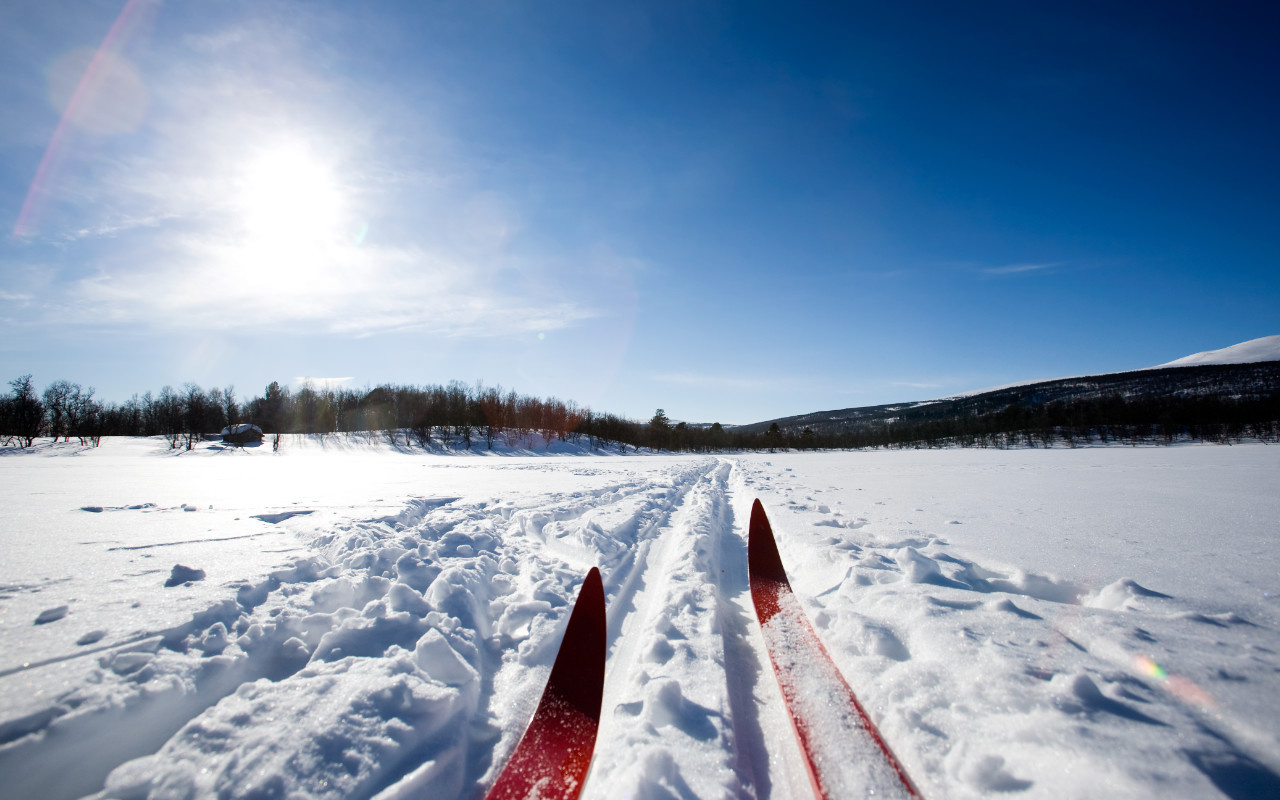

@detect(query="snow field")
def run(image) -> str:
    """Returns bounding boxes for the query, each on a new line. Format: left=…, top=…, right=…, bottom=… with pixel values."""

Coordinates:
left=733, top=448, right=1280, bottom=798
left=1, top=438, right=1278, bottom=799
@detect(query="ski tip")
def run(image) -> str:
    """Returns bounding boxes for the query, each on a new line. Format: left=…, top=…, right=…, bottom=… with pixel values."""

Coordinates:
left=483, top=567, right=608, bottom=800
left=748, top=499, right=789, bottom=588
left=545, top=565, right=607, bottom=720
left=579, top=567, right=605, bottom=631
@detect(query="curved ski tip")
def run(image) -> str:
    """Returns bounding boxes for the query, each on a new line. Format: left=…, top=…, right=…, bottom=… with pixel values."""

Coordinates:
left=750, top=498, right=769, bottom=533
left=749, top=498, right=771, bottom=537
left=748, top=499, right=789, bottom=587
left=582, top=566, right=604, bottom=608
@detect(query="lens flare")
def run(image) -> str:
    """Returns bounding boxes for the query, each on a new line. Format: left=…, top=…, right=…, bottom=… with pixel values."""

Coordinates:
left=1133, top=655, right=1167, bottom=680
left=1132, top=654, right=1215, bottom=708
left=14, top=0, right=154, bottom=237
left=47, top=48, right=148, bottom=136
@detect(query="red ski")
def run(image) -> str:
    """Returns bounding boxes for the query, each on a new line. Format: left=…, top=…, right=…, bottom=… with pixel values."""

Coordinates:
left=748, top=500, right=921, bottom=799
left=485, top=567, right=607, bottom=800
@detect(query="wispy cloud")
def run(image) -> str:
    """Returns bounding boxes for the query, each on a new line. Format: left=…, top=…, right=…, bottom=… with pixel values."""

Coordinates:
left=980, top=262, right=1061, bottom=276
left=890, top=380, right=944, bottom=390
left=64, top=213, right=172, bottom=242
left=7, top=6, right=616, bottom=341
left=294, top=376, right=354, bottom=389
left=652, top=372, right=779, bottom=392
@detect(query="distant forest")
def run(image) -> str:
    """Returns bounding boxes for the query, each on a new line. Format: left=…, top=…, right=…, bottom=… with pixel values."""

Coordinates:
left=2, top=371, right=1278, bottom=453
left=0, top=375, right=737, bottom=452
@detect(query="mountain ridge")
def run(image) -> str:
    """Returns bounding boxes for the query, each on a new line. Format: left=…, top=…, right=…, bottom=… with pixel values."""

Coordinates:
left=736, top=336, right=1280, bottom=437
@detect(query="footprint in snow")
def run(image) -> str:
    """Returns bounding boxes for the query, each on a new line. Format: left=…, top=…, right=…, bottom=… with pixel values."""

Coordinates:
left=34, top=605, right=69, bottom=625
left=165, top=564, right=206, bottom=587
left=77, top=630, right=108, bottom=645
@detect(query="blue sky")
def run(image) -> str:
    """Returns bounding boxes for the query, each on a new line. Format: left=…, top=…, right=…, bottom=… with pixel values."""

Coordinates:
left=2, top=1, right=1277, bottom=424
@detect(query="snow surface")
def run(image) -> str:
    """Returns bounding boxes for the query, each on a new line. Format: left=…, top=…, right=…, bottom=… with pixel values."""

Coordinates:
left=1156, top=334, right=1280, bottom=368
left=2, top=436, right=1279, bottom=799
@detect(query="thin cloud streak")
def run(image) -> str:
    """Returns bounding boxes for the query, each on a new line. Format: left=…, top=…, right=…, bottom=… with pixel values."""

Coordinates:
left=890, top=380, right=945, bottom=390
left=652, top=372, right=778, bottom=392
left=981, top=262, right=1062, bottom=276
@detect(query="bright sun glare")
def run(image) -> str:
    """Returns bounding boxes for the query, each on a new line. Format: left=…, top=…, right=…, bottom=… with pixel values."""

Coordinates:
left=228, top=142, right=350, bottom=292
left=238, top=145, right=343, bottom=241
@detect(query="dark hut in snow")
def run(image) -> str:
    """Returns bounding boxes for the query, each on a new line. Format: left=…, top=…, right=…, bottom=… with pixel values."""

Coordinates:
left=220, top=423, right=264, bottom=445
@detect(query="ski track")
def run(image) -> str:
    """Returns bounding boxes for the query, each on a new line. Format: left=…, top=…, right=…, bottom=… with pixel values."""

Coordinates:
left=0, top=457, right=761, bottom=800
left=3, top=448, right=1280, bottom=799
left=583, top=458, right=749, bottom=800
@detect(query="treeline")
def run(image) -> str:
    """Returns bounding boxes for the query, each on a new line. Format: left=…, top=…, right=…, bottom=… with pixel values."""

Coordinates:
left=0, top=375, right=613, bottom=450
left=0, top=375, right=751, bottom=452
left=4, top=373, right=1278, bottom=453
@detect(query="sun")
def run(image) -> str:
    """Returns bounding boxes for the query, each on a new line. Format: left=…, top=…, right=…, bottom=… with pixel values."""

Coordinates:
left=227, top=141, right=351, bottom=292
left=237, top=143, right=344, bottom=244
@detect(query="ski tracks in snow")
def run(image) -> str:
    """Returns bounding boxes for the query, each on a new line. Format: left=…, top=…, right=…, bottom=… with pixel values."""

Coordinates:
left=9, top=447, right=1280, bottom=799
left=3, top=457, right=791, bottom=800
left=582, top=458, right=769, bottom=800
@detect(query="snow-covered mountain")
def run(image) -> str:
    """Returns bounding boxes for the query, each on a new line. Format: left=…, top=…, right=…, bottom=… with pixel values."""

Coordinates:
left=738, top=335, right=1280, bottom=439
left=1156, top=334, right=1280, bottom=368
left=955, top=334, right=1280, bottom=396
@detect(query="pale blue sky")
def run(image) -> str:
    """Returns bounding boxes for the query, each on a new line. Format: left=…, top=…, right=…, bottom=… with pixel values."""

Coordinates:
left=2, top=1, right=1277, bottom=424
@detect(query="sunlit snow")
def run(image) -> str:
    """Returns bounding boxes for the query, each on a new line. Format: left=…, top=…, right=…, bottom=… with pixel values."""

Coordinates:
left=2, top=436, right=1278, bottom=799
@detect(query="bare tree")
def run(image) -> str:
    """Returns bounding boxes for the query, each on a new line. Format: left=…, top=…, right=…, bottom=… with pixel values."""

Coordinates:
left=66, top=385, right=102, bottom=446
left=43, top=380, right=75, bottom=442
left=6, top=375, right=45, bottom=447
left=222, top=385, right=239, bottom=428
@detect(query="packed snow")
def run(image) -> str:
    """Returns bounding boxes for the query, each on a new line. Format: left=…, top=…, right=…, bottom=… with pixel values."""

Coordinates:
left=2, top=436, right=1278, bottom=799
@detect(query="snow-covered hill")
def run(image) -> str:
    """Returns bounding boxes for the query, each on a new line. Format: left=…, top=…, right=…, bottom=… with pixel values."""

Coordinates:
left=736, top=335, right=1280, bottom=439
left=1156, top=334, right=1280, bottom=368
left=924, top=334, right=1280, bottom=400
left=2, top=438, right=1279, bottom=798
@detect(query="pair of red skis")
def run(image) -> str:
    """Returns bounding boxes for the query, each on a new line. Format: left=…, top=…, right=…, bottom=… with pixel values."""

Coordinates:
left=483, top=499, right=921, bottom=800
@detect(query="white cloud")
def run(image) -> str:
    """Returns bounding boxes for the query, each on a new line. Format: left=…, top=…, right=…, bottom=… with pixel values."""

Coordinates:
left=61, top=233, right=597, bottom=337
left=13, top=6, right=612, bottom=341
left=294, top=376, right=354, bottom=389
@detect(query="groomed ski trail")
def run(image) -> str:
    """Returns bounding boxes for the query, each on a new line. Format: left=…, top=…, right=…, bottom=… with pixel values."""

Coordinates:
left=584, top=459, right=751, bottom=799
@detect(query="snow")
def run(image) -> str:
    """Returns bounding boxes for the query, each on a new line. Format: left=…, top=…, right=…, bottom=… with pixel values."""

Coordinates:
left=758, top=595, right=913, bottom=798
left=1156, top=334, right=1280, bottom=367
left=2, top=436, right=1279, bottom=799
